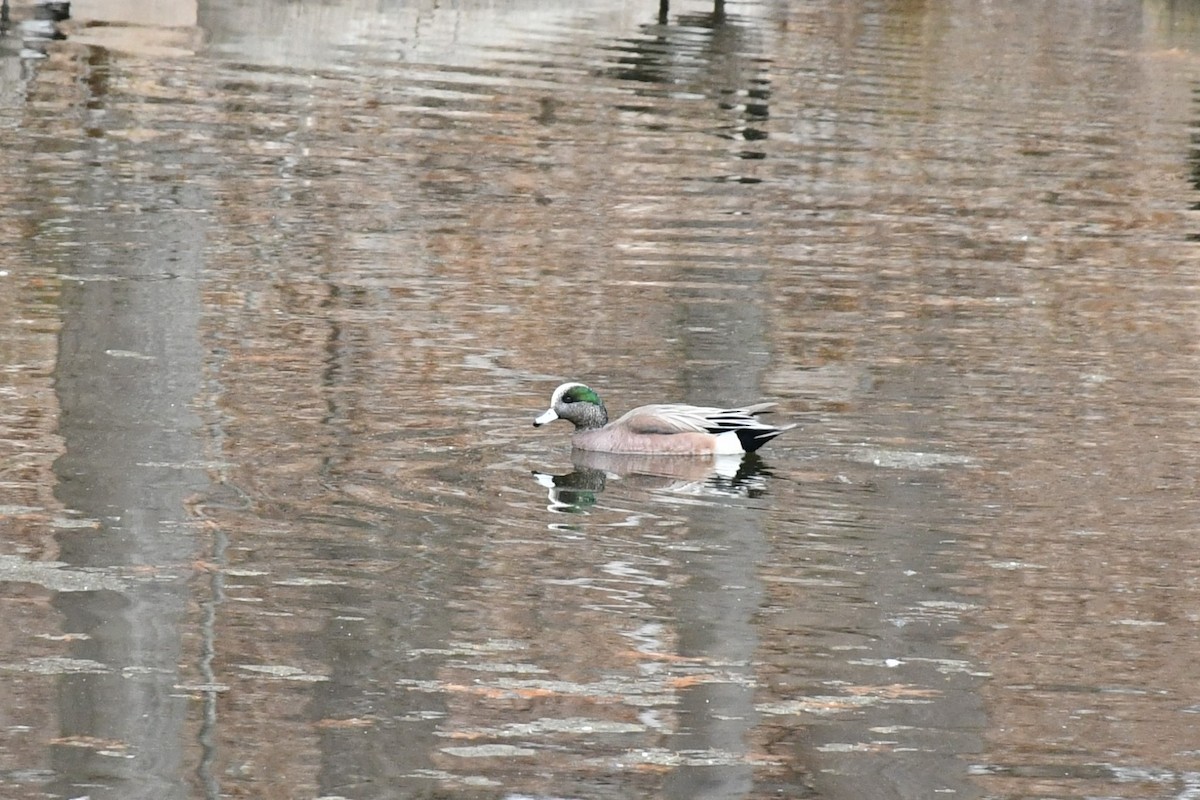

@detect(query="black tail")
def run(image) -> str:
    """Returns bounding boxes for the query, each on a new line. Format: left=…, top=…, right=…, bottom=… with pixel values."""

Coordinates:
left=734, top=425, right=792, bottom=453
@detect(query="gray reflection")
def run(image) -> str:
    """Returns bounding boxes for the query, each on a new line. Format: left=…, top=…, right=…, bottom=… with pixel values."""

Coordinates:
left=49, top=110, right=210, bottom=799
left=663, top=314, right=770, bottom=799
left=595, top=8, right=776, bottom=797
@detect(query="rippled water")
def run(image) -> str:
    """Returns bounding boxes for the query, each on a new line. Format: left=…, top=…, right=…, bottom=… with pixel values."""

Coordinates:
left=3, top=0, right=1200, bottom=798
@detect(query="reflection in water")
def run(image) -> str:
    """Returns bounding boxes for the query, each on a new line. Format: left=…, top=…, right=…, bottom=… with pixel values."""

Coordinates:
left=0, top=0, right=68, bottom=60
left=607, top=6, right=771, bottom=172
left=2, top=0, right=1200, bottom=798
left=533, top=462, right=607, bottom=513
left=535, top=451, right=772, bottom=513
left=1189, top=83, right=1200, bottom=226
left=658, top=0, right=727, bottom=27
left=49, top=131, right=211, bottom=800
left=589, top=12, right=778, bottom=797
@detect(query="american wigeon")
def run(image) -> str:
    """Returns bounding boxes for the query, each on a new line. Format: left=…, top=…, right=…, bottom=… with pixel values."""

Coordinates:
left=533, top=382, right=794, bottom=455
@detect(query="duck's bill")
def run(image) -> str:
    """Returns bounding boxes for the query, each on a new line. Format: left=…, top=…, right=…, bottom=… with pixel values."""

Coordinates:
left=533, top=408, right=558, bottom=427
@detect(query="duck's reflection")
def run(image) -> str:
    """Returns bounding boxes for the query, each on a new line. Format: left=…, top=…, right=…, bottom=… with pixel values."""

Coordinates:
left=534, top=450, right=772, bottom=512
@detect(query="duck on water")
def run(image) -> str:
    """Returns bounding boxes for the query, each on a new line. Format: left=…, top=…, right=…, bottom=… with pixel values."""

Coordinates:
left=534, top=382, right=794, bottom=456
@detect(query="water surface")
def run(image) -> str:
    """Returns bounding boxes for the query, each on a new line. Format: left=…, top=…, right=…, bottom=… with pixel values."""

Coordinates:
left=2, top=1, right=1200, bottom=798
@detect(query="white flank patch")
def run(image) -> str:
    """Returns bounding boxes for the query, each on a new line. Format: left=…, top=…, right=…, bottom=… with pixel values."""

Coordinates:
left=712, top=430, right=745, bottom=455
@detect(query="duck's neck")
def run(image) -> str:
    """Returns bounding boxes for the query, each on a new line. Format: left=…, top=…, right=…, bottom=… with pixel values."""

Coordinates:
left=573, top=403, right=608, bottom=431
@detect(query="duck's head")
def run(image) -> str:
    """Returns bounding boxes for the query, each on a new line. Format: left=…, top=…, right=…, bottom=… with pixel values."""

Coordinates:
left=534, top=382, right=609, bottom=431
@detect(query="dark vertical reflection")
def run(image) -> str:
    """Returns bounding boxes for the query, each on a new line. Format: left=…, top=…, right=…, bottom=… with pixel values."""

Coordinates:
left=610, top=3, right=771, bottom=157
left=48, top=55, right=210, bottom=799
left=616, top=9, right=775, bottom=799
left=301, top=285, right=454, bottom=794
left=659, top=0, right=727, bottom=25
left=1187, top=84, right=1200, bottom=227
